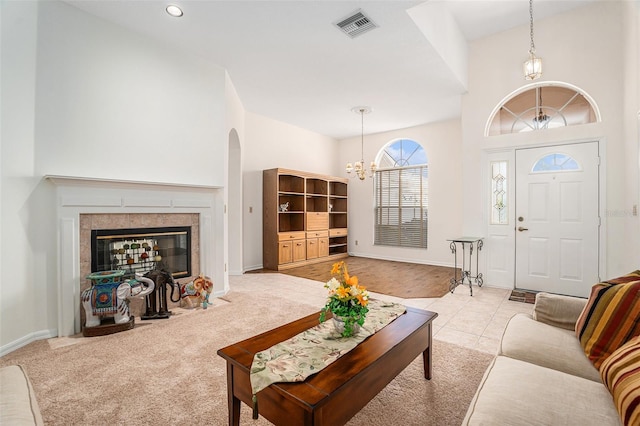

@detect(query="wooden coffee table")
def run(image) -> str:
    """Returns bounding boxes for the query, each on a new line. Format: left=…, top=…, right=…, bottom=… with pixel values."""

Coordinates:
left=217, top=306, right=438, bottom=426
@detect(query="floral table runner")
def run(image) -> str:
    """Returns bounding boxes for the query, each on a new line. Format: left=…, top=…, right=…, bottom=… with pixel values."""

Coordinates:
left=249, top=300, right=406, bottom=417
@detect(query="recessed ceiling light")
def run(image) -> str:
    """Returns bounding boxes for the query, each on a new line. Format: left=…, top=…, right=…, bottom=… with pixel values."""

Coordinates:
left=166, top=5, right=183, bottom=17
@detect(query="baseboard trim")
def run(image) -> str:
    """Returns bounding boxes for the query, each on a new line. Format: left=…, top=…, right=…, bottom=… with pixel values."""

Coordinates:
left=243, top=264, right=263, bottom=273
left=1, top=328, right=57, bottom=357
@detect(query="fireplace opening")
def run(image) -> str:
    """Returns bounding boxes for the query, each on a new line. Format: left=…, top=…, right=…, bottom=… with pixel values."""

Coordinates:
left=91, top=226, right=192, bottom=279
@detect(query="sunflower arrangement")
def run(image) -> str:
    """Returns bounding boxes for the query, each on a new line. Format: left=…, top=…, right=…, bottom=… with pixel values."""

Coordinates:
left=319, top=261, right=370, bottom=337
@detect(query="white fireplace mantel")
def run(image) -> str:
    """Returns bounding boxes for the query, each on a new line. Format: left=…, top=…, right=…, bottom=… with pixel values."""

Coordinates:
left=47, top=175, right=227, bottom=337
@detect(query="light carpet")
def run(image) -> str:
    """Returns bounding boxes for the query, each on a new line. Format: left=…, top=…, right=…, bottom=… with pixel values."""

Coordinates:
left=0, top=275, right=492, bottom=425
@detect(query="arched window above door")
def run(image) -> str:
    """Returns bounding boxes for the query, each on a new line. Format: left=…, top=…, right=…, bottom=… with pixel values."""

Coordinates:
left=486, top=82, right=600, bottom=136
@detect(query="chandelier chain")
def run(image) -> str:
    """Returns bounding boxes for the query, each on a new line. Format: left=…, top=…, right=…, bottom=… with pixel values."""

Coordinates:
left=529, top=0, right=536, bottom=54
left=360, top=108, right=365, bottom=162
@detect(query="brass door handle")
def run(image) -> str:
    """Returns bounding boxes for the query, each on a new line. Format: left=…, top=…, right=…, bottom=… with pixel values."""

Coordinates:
left=518, top=227, right=529, bottom=232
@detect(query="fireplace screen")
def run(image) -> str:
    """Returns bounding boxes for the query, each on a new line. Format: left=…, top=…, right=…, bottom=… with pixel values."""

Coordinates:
left=91, top=226, right=191, bottom=278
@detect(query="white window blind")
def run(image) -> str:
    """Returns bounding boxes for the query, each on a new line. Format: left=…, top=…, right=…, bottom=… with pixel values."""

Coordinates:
left=374, top=165, right=428, bottom=248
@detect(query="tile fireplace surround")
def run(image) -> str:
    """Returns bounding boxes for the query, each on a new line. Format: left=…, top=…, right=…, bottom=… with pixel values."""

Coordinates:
left=48, top=176, right=225, bottom=337
left=79, top=213, right=200, bottom=322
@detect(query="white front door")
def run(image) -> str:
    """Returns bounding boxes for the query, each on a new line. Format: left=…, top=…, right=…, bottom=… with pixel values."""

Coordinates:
left=515, top=142, right=600, bottom=297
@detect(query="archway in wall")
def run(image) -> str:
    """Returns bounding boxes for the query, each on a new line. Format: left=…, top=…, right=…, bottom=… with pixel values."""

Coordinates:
left=228, top=129, right=242, bottom=275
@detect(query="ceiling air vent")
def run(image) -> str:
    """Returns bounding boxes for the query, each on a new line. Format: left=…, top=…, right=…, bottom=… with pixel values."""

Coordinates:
left=334, top=9, right=378, bottom=38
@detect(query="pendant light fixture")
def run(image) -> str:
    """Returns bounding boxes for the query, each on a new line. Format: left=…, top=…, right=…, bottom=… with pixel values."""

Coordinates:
left=523, top=0, right=542, bottom=80
left=346, top=106, right=376, bottom=180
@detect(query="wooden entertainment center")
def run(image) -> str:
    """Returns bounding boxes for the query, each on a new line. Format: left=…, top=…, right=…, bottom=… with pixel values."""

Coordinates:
left=263, top=168, right=348, bottom=270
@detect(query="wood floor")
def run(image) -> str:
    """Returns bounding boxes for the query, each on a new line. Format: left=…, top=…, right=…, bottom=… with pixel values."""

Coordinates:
left=254, top=256, right=457, bottom=299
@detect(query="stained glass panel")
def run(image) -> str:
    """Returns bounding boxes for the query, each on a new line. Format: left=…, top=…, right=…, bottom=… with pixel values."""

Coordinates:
left=491, top=161, right=508, bottom=224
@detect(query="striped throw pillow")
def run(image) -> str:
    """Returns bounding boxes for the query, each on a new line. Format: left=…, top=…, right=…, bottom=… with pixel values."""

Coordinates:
left=604, top=270, right=640, bottom=285
left=575, top=272, right=640, bottom=369
left=600, top=335, right=640, bottom=426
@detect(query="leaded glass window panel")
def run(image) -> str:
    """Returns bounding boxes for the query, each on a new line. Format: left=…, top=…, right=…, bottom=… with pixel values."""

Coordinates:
left=490, top=161, right=508, bottom=224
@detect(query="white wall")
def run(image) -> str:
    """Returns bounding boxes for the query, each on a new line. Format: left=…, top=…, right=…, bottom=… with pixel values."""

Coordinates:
left=461, top=1, right=639, bottom=284
left=621, top=1, right=640, bottom=270
left=34, top=1, right=227, bottom=186
left=1, top=1, right=229, bottom=353
left=1, top=0, right=58, bottom=353
left=242, top=112, right=339, bottom=271
left=342, top=119, right=463, bottom=267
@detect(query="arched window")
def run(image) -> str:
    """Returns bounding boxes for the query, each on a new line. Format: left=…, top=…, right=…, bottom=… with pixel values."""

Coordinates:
left=532, top=153, right=580, bottom=172
left=374, top=139, right=428, bottom=248
left=378, top=139, right=427, bottom=167
left=486, top=82, right=599, bottom=136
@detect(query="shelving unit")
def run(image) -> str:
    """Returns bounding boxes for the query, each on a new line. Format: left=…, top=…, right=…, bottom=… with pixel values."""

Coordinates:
left=328, top=235, right=347, bottom=256
left=328, top=180, right=348, bottom=255
left=263, top=168, right=348, bottom=270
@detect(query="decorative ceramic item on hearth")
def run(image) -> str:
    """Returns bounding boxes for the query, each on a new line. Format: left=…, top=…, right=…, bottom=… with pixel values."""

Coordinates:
left=81, top=270, right=155, bottom=336
left=180, top=274, right=213, bottom=309
left=319, top=261, right=370, bottom=337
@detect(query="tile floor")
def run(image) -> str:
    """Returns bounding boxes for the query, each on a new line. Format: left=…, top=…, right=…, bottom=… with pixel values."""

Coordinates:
left=230, top=273, right=534, bottom=355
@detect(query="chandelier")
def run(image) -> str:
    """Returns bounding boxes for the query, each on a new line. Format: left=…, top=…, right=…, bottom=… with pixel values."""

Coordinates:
left=523, top=0, right=542, bottom=80
left=346, top=106, right=376, bottom=180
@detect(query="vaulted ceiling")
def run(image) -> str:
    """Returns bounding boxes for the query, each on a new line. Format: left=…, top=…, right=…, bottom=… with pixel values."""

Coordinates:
left=65, top=0, right=594, bottom=139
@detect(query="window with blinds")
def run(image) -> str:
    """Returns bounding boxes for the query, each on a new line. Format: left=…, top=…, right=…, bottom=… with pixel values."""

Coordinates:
left=374, top=165, right=428, bottom=248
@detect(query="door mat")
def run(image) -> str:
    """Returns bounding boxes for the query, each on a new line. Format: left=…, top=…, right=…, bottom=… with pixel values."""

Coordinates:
left=508, top=289, right=538, bottom=304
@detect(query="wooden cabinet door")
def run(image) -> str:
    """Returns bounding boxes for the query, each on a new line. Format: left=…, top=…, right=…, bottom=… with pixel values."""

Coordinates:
left=306, top=212, right=329, bottom=231
left=292, top=240, right=306, bottom=262
left=318, top=237, right=329, bottom=257
left=278, top=241, right=293, bottom=264
left=306, top=238, right=319, bottom=259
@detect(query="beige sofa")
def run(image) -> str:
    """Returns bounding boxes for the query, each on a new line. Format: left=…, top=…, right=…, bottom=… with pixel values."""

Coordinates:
left=0, top=365, right=44, bottom=425
left=462, top=292, right=621, bottom=425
